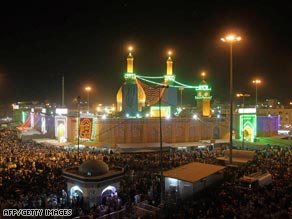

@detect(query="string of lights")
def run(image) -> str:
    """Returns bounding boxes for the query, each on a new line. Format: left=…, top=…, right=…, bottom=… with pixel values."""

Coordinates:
left=135, top=74, right=199, bottom=89
left=135, top=75, right=166, bottom=86
left=172, top=79, right=197, bottom=89
left=135, top=75, right=165, bottom=79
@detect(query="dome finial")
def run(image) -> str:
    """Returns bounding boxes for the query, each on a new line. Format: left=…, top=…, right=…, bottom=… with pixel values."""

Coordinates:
left=128, top=46, right=133, bottom=54
left=201, top=72, right=206, bottom=80
left=127, top=45, right=134, bottom=73
left=166, top=50, right=173, bottom=75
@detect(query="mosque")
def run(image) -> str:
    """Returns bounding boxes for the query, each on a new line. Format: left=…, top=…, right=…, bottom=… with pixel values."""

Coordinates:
left=116, top=47, right=212, bottom=118
left=15, top=47, right=279, bottom=147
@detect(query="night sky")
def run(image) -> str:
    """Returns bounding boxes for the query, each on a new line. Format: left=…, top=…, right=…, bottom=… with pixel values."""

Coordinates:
left=0, top=1, right=291, bottom=107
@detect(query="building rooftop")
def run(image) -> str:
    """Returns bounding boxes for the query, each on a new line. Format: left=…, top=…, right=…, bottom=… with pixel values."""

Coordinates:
left=163, top=162, right=225, bottom=183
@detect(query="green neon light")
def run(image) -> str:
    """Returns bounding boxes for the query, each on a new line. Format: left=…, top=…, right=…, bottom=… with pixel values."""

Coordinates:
left=173, top=79, right=198, bottom=88
left=195, top=96, right=212, bottom=100
left=136, top=75, right=164, bottom=79
left=136, top=76, right=167, bottom=86
left=136, top=75, right=197, bottom=89
left=124, top=73, right=136, bottom=80
left=239, top=114, right=257, bottom=142
left=22, top=111, right=25, bottom=123
left=195, top=85, right=212, bottom=91
left=164, top=74, right=176, bottom=81
left=135, top=74, right=212, bottom=91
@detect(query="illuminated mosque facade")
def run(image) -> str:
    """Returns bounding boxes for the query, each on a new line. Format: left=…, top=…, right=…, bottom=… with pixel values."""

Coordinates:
left=14, top=48, right=280, bottom=147
left=116, top=48, right=211, bottom=118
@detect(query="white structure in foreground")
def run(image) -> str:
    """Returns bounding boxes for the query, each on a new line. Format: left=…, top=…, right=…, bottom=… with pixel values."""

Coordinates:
left=163, top=162, right=225, bottom=200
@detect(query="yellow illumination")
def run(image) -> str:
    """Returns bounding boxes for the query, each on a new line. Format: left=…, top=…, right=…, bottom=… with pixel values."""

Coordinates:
left=221, top=34, right=241, bottom=42
left=85, top=86, right=91, bottom=92
left=127, top=46, right=134, bottom=73
left=252, top=79, right=261, bottom=84
left=237, top=93, right=250, bottom=97
left=166, top=50, right=173, bottom=75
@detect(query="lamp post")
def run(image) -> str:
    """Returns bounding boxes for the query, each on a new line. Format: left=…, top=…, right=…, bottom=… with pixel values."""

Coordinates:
left=77, top=96, right=81, bottom=162
left=252, top=79, right=261, bottom=109
left=85, top=86, right=91, bottom=113
left=178, top=87, right=184, bottom=108
left=237, top=93, right=250, bottom=150
left=157, top=84, right=169, bottom=204
left=221, top=34, right=241, bottom=164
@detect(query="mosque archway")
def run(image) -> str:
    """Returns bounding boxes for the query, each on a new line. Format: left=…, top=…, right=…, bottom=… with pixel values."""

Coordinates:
left=70, top=185, right=84, bottom=200
left=101, top=185, right=117, bottom=204
left=244, top=126, right=253, bottom=142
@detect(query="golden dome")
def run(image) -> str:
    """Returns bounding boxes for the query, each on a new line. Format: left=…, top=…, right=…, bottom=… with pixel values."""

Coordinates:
left=137, top=81, right=146, bottom=102
left=116, top=85, right=123, bottom=112
left=116, top=80, right=146, bottom=112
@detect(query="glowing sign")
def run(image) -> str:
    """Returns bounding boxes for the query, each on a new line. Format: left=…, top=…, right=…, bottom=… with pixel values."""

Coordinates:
left=56, top=108, right=68, bottom=115
left=238, top=108, right=256, bottom=114
left=239, top=114, right=257, bottom=142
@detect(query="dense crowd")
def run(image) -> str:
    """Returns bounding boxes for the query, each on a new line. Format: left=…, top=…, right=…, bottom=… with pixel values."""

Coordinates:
left=0, top=127, right=291, bottom=218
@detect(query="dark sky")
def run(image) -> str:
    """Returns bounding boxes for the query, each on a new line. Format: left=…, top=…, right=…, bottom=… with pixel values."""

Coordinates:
left=0, top=0, right=291, bottom=107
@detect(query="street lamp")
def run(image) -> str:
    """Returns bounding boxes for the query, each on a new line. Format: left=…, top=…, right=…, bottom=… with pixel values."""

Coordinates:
left=237, top=93, right=250, bottom=150
left=85, top=86, right=92, bottom=113
left=221, top=34, right=241, bottom=164
left=77, top=96, right=81, bottom=162
left=252, top=79, right=261, bottom=109
left=157, top=84, right=169, bottom=204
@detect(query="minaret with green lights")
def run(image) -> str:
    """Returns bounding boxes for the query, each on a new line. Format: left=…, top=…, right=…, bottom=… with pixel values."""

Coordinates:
left=115, top=46, right=146, bottom=116
left=162, top=51, right=177, bottom=108
left=195, top=72, right=212, bottom=117
left=122, top=46, right=139, bottom=116
left=124, top=46, right=136, bottom=84
left=164, top=51, right=175, bottom=85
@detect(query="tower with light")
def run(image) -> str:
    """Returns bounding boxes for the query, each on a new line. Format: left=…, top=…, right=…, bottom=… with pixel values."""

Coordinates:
left=164, top=51, right=175, bottom=84
left=116, top=46, right=146, bottom=116
left=195, top=72, right=212, bottom=117
left=162, top=51, right=177, bottom=110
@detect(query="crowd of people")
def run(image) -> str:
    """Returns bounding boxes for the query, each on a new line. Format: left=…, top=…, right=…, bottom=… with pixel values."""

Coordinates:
left=0, top=127, right=291, bottom=218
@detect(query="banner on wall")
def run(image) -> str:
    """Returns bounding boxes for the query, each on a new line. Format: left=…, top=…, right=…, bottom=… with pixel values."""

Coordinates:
left=79, top=118, right=93, bottom=139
